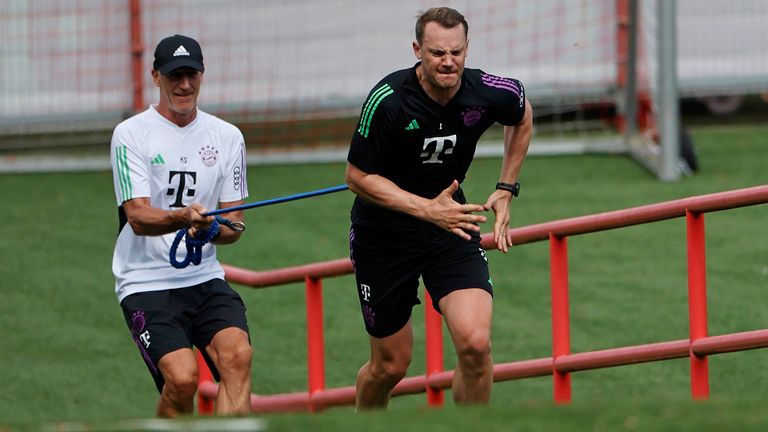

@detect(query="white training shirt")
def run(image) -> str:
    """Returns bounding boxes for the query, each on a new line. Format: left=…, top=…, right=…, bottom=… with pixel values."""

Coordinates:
left=110, top=105, right=248, bottom=303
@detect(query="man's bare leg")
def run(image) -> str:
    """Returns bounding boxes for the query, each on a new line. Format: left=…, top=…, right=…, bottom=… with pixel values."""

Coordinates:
left=205, top=327, right=253, bottom=415
left=356, top=320, right=414, bottom=409
left=440, top=289, right=493, bottom=404
left=156, top=348, right=198, bottom=418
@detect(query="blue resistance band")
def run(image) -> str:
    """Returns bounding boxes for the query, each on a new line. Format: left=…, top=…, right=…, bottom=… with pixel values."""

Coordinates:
left=169, top=219, right=220, bottom=269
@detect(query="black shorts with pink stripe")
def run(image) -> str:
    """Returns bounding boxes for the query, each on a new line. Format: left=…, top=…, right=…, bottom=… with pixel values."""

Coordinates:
left=349, top=222, right=493, bottom=338
left=119, top=278, right=249, bottom=393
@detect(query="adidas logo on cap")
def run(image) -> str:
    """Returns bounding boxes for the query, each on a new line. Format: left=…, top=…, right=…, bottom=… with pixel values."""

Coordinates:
left=153, top=34, right=204, bottom=75
left=173, top=45, right=190, bottom=57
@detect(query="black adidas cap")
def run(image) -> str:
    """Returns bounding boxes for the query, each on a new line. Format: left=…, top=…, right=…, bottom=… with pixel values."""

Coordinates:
left=153, top=34, right=205, bottom=75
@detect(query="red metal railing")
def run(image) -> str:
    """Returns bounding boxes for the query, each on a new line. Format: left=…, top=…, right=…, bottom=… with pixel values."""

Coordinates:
left=197, top=185, right=768, bottom=413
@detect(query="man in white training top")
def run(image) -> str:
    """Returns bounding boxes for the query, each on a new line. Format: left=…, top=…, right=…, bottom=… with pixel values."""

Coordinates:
left=110, top=34, right=251, bottom=417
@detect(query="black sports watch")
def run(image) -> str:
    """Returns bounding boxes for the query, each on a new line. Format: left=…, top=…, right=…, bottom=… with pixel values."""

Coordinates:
left=495, top=181, right=520, bottom=197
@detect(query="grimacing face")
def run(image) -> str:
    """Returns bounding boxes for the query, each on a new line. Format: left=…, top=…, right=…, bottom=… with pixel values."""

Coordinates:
left=152, top=67, right=203, bottom=117
left=414, top=21, right=468, bottom=92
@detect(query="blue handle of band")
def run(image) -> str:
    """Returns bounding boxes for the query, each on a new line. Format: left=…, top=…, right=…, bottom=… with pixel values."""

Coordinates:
left=169, top=220, right=220, bottom=269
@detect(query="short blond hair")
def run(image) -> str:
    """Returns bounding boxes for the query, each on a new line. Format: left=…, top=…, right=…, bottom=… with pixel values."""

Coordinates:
left=415, top=7, right=468, bottom=44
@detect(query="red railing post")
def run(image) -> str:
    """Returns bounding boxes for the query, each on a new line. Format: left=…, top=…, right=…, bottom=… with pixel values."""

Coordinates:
left=550, top=233, right=572, bottom=403
left=305, top=276, right=325, bottom=411
left=686, top=210, right=710, bottom=399
left=615, top=0, right=630, bottom=132
left=129, top=0, right=144, bottom=112
left=196, top=349, right=215, bottom=415
left=424, top=289, right=445, bottom=406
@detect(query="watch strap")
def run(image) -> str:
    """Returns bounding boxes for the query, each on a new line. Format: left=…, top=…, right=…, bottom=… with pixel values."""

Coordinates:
left=495, top=181, right=520, bottom=197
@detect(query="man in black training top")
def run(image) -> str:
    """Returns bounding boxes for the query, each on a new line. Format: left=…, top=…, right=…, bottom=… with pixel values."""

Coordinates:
left=346, top=7, right=533, bottom=409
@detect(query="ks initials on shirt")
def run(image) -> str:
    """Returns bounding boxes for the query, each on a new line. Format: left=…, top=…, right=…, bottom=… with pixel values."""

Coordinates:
left=421, top=134, right=456, bottom=164
left=167, top=170, right=197, bottom=207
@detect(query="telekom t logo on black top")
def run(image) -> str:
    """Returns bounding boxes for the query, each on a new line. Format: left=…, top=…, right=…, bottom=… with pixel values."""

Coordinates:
left=421, top=134, right=456, bottom=164
left=167, top=171, right=196, bottom=207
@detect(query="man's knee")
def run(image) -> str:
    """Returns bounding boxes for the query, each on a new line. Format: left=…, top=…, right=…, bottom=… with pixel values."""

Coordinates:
left=217, top=342, right=253, bottom=373
left=163, top=369, right=199, bottom=400
left=456, top=331, right=491, bottom=369
left=370, top=351, right=412, bottom=383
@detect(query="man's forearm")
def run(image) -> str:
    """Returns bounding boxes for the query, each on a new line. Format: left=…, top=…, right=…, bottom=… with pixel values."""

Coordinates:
left=499, top=99, right=533, bottom=183
left=346, top=165, right=431, bottom=221
left=123, top=199, right=188, bottom=236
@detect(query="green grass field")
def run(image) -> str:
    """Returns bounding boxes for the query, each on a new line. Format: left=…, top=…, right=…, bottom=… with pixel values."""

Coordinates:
left=1, top=124, right=767, bottom=431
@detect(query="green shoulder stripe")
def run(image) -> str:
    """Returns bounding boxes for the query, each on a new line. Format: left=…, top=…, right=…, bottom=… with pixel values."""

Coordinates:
left=116, top=146, right=132, bottom=202
left=357, top=84, right=394, bottom=138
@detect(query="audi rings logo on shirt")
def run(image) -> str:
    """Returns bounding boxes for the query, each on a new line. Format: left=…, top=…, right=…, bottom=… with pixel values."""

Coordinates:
left=198, top=145, right=219, bottom=167
left=233, top=166, right=241, bottom=190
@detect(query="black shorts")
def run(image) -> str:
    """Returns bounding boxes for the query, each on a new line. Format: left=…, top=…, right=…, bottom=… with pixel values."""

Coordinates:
left=120, top=278, right=250, bottom=393
left=349, top=223, right=493, bottom=338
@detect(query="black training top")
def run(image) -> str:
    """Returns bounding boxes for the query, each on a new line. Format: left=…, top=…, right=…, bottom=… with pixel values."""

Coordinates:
left=348, top=62, right=526, bottom=230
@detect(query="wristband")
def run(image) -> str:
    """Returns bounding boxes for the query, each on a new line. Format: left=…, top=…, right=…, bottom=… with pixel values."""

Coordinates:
left=495, top=181, right=520, bottom=197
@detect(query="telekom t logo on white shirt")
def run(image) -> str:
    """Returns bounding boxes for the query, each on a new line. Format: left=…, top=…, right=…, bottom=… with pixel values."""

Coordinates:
left=167, top=171, right=197, bottom=207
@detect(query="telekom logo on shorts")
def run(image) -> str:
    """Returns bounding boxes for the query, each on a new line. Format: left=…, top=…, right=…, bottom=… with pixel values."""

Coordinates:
left=360, top=284, right=371, bottom=302
left=139, top=330, right=151, bottom=348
